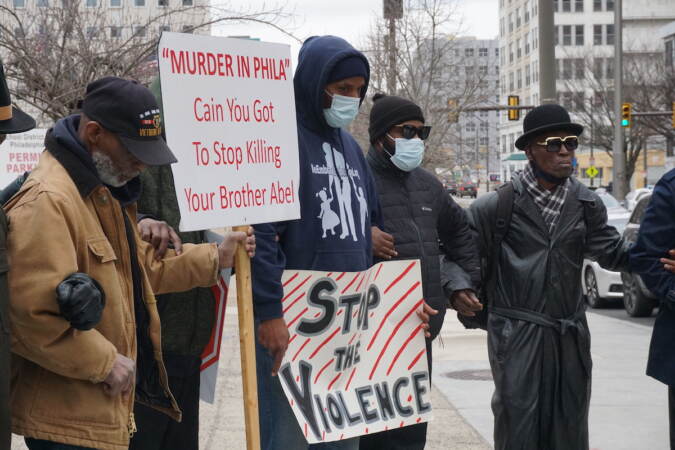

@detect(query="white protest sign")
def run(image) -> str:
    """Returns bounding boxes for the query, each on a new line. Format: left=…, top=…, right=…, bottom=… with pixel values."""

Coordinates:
left=158, top=33, right=300, bottom=231
left=278, top=260, right=433, bottom=443
left=0, top=129, right=46, bottom=188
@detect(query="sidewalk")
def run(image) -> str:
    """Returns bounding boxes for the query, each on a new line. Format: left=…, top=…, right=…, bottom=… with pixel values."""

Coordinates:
left=11, top=278, right=489, bottom=450
left=432, top=311, right=670, bottom=450
left=200, top=278, right=490, bottom=449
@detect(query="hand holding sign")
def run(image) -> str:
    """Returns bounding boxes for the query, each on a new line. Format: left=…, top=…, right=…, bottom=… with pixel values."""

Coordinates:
left=217, top=226, right=255, bottom=269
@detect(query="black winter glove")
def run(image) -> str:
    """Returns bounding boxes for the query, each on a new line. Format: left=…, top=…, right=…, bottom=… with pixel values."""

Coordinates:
left=55, top=273, right=106, bottom=331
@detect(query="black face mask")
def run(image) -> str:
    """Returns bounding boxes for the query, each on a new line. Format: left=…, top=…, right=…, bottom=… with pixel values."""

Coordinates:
left=530, top=160, right=569, bottom=185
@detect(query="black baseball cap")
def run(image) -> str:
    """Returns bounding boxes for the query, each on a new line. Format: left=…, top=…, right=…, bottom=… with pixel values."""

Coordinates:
left=82, top=77, right=177, bottom=165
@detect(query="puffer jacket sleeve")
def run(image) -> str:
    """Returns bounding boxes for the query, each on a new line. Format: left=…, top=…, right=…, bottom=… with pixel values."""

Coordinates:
left=6, top=191, right=117, bottom=384
left=437, top=190, right=481, bottom=294
left=583, top=191, right=629, bottom=272
left=140, top=238, right=219, bottom=295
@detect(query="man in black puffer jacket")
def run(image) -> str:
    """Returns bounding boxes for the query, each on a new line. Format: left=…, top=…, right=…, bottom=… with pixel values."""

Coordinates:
left=360, top=94, right=482, bottom=450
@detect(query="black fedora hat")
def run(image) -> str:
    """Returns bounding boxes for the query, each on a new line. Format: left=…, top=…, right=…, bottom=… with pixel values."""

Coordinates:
left=0, top=62, right=36, bottom=134
left=515, top=103, right=583, bottom=150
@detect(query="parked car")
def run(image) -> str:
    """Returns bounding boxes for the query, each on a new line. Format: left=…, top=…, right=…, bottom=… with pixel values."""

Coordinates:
left=621, top=193, right=658, bottom=317
left=458, top=182, right=477, bottom=198
left=582, top=192, right=631, bottom=308
left=624, top=187, right=652, bottom=212
left=447, top=181, right=458, bottom=196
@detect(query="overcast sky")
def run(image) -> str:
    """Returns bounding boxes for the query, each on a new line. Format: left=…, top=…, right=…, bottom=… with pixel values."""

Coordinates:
left=214, top=0, right=499, bottom=63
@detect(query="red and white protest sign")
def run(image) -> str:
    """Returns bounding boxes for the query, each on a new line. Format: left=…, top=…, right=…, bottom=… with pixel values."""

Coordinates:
left=0, top=129, right=46, bottom=187
left=158, top=33, right=300, bottom=231
left=278, top=260, right=433, bottom=443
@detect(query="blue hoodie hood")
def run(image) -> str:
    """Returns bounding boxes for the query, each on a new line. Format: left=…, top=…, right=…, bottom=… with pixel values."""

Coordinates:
left=293, top=35, right=370, bottom=133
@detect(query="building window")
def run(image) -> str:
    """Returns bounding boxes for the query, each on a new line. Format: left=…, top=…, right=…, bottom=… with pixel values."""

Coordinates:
left=573, top=92, right=585, bottom=110
left=555, top=26, right=560, bottom=46
left=516, top=8, right=521, bottom=28
left=594, top=24, right=603, bottom=45
left=14, top=27, right=25, bottom=38
left=575, top=0, right=583, bottom=11
left=182, top=0, right=192, bottom=4
left=593, top=58, right=603, bottom=78
left=509, top=13, right=513, bottom=32
left=158, top=0, right=168, bottom=6
left=465, top=48, right=474, bottom=57
left=479, top=65, right=488, bottom=75
left=554, top=0, right=559, bottom=12
left=562, top=25, right=572, bottom=46
left=37, top=0, right=48, bottom=6
left=110, top=26, right=122, bottom=38
left=509, top=43, right=513, bottom=63
left=466, top=138, right=476, bottom=149
left=86, top=0, right=96, bottom=6
left=606, top=57, right=614, bottom=78
left=495, top=47, right=500, bottom=57
left=182, top=25, right=193, bottom=33
left=574, top=58, right=584, bottom=79
left=562, top=0, right=571, bottom=12
left=606, top=24, right=614, bottom=45
left=575, top=25, right=584, bottom=45
left=479, top=47, right=488, bottom=57
left=524, top=1, right=530, bottom=22
left=13, top=0, right=25, bottom=6
left=517, top=69, right=522, bottom=88
left=525, top=33, right=531, bottom=55
left=516, top=39, right=521, bottom=59
left=110, top=0, right=121, bottom=6
left=480, top=122, right=488, bottom=132
left=594, top=0, right=602, bottom=11
left=465, top=66, right=474, bottom=76
left=500, top=18, right=505, bottom=36
left=134, top=0, right=144, bottom=5
left=509, top=72, right=514, bottom=91
left=466, top=122, right=476, bottom=133
left=606, top=0, right=614, bottom=10
left=533, top=27, right=538, bottom=49
left=561, top=59, right=573, bottom=80
left=86, top=26, right=98, bottom=38
left=480, top=137, right=489, bottom=146
left=525, top=65, right=531, bottom=86
left=133, top=25, right=146, bottom=37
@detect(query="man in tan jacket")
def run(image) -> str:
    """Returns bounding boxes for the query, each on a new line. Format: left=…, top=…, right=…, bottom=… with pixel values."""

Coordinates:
left=4, top=77, right=254, bottom=450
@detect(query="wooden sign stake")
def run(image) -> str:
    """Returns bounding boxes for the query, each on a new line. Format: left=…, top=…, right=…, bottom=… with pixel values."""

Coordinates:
left=233, top=225, right=260, bottom=450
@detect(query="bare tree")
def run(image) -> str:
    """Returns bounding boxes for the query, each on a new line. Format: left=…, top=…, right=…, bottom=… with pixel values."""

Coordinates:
left=0, top=0, right=294, bottom=123
left=354, top=0, right=494, bottom=169
left=560, top=49, right=670, bottom=186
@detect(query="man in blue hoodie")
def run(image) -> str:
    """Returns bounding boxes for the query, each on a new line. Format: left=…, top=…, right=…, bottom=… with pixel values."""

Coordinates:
left=251, top=36, right=434, bottom=450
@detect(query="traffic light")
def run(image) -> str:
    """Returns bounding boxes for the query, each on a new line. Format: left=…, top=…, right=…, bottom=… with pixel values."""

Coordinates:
left=621, top=102, right=632, bottom=127
left=447, top=98, right=458, bottom=123
left=507, top=95, right=520, bottom=121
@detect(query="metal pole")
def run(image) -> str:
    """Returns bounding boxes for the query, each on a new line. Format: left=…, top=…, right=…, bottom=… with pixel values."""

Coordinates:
left=612, top=0, right=627, bottom=200
left=538, top=0, right=556, bottom=104
left=643, top=146, right=648, bottom=188
left=387, top=17, right=396, bottom=94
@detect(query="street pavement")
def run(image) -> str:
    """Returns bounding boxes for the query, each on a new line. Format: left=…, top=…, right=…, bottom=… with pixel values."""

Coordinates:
left=11, top=278, right=490, bottom=450
left=433, top=310, right=669, bottom=450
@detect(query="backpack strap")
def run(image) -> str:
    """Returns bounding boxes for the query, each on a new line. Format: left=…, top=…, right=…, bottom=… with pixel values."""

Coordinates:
left=486, top=181, right=514, bottom=288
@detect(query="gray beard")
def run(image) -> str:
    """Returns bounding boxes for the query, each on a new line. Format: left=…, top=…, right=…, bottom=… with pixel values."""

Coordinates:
left=91, top=151, right=137, bottom=187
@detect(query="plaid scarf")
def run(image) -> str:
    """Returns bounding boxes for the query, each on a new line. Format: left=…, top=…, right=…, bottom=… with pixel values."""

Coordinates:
left=520, top=163, right=569, bottom=233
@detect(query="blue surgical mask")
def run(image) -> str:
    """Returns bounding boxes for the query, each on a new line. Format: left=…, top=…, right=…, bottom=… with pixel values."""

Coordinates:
left=385, top=135, right=425, bottom=172
left=323, top=91, right=361, bottom=129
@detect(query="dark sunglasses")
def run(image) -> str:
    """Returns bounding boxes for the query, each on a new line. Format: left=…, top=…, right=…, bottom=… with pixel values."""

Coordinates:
left=393, top=125, right=432, bottom=140
left=534, top=135, right=579, bottom=153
